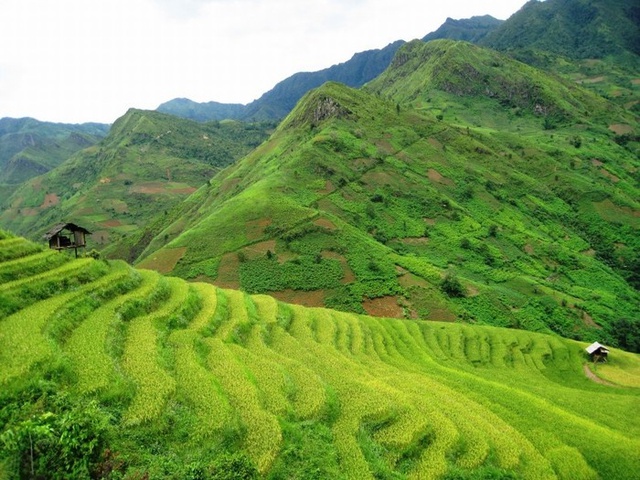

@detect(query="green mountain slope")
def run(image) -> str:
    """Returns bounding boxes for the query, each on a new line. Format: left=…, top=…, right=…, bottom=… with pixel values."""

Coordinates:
left=0, top=117, right=108, bottom=202
left=1, top=232, right=638, bottom=479
left=0, top=109, right=273, bottom=261
left=482, top=0, right=640, bottom=59
left=136, top=53, right=639, bottom=348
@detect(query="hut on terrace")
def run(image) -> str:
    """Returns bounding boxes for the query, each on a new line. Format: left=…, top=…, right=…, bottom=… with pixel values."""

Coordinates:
left=44, top=222, right=91, bottom=257
left=585, top=342, right=609, bottom=362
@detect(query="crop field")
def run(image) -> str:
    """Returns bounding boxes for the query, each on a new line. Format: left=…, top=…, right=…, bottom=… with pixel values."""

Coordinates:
left=0, top=234, right=639, bottom=479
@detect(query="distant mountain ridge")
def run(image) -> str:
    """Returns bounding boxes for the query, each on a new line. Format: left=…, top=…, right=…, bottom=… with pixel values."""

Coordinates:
left=482, top=0, right=640, bottom=59
left=422, top=15, right=503, bottom=43
left=157, top=41, right=405, bottom=122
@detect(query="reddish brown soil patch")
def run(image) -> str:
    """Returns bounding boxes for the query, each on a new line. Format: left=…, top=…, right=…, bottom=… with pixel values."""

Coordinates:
left=581, top=249, right=596, bottom=257
left=423, top=218, right=436, bottom=226
left=591, top=158, right=603, bottom=167
left=244, top=240, right=277, bottom=259
left=362, top=170, right=395, bottom=187
left=319, top=181, right=334, bottom=194
left=41, top=193, right=59, bottom=208
left=318, top=198, right=343, bottom=217
left=428, top=137, right=443, bottom=150
left=583, top=364, right=615, bottom=386
left=137, top=247, right=187, bottom=274
left=362, top=296, right=404, bottom=318
left=600, top=169, right=620, bottom=183
left=314, top=218, right=337, bottom=230
left=524, top=244, right=534, bottom=255
left=427, top=168, right=454, bottom=186
left=609, top=124, right=633, bottom=135
left=101, top=219, right=122, bottom=228
left=245, top=218, right=272, bottom=241
left=131, top=182, right=167, bottom=194
left=375, top=138, right=395, bottom=155
left=323, top=251, right=355, bottom=283
left=215, top=252, right=241, bottom=289
left=353, top=157, right=378, bottom=170
left=632, top=78, right=640, bottom=85
left=269, top=289, right=326, bottom=308
left=582, top=311, right=600, bottom=329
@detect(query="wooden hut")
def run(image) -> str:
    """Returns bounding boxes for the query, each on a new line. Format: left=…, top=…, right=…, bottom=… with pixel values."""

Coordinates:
left=585, top=342, right=609, bottom=362
left=44, top=223, right=91, bottom=257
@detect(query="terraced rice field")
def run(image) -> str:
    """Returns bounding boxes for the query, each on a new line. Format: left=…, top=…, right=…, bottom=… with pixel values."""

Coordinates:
left=1, top=233, right=639, bottom=479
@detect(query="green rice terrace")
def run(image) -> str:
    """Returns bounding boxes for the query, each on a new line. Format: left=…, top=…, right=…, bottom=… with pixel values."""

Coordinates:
left=1, top=230, right=639, bottom=479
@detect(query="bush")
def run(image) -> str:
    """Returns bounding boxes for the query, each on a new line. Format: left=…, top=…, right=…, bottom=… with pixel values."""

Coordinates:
left=441, top=273, right=466, bottom=298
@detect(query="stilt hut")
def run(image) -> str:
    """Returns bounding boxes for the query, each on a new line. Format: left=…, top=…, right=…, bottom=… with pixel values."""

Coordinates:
left=44, top=222, right=91, bottom=257
left=585, top=342, right=609, bottom=362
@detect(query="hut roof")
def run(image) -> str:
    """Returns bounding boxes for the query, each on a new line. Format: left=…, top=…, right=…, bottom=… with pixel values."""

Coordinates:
left=585, top=342, right=609, bottom=354
left=43, top=222, right=91, bottom=240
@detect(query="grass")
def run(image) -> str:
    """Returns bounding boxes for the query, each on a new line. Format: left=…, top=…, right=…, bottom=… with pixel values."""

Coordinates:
left=0, top=235, right=639, bottom=478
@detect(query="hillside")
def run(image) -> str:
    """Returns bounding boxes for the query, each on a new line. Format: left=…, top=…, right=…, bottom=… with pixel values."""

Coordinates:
left=157, top=41, right=404, bottom=122
left=482, top=0, right=640, bottom=60
left=0, top=231, right=639, bottom=479
left=0, top=117, right=108, bottom=203
left=136, top=43, right=639, bottom=349
left=0, top=109, right=273, bottom=260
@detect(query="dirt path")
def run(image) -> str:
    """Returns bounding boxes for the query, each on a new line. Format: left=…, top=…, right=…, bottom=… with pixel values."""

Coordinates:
left=583, top=364, right=616, bottom=386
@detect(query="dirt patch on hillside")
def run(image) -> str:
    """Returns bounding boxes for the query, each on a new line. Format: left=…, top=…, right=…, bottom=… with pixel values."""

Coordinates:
left=428, top=137, right=443, bottom=150
left=591, top=158, right=603, bottom=167
left=244, top=240, right=277, bottom=259
left=137, top=247, right=187, bottom=274
left=427, top=168, right=454, bottom=186
left=632, top=78, right=640, bottom=85
left=130, top=182, right=196, bottom=195
left=101, top=219, right=122, bottom=228
left=397, top=268, right=429, bottom=288
left=269, top=289, right=326, bottom=308
left=577, top=76, right=605, bottom=84
left=314, top=218, right=337, bottom=230
left=609, top=124, right=633, bottom=135
left=319, top=181, right=334, bottom=194
left=363, top=296, right=404, bottom=318
left=582, top=311, right=600, bottom=328
left=600, top=169, right=620, bottom=183
left=246, top=218, right=271, bottom=241
left=216, top=252, right=241, bottom=289
left=42, top=193, right=59, bottom=208
left=583, top=364, right=616, bottom=386
left=424, top=218, right=436, bottom=225
left=323, top=251, right=355, bottom=283
left=524, top=244, right=534, bottom=255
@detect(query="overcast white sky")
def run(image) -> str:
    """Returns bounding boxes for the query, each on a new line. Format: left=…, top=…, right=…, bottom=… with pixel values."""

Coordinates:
left=0, top=0, right=529, bottom=124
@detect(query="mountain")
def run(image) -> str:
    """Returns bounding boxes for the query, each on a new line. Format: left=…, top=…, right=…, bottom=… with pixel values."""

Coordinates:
left=0, top=117, right=108, bottom=203
left=482, top=0, right=640, bottom=59
left=422, top=15, right=503, bottom=43
left=155, top=98, right=246, bottom=122
left=1, top=231, right=639, bottom=478
left=134, top=40, right=639, bottom=349
left=157, top=41, right=405, bottom=122
left=0, top=109, right=273, bottom=260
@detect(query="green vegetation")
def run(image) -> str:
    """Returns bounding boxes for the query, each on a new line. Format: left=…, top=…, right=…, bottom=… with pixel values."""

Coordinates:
left=136, top=43, right=638, bottom=347
left=0, top=109, right=274, bottom=261
left=0, top=233, right=639, bottom=478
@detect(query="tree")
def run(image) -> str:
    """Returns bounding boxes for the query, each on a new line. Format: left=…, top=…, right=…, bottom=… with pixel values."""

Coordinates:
left=441, top=272, right=466, bottom=298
